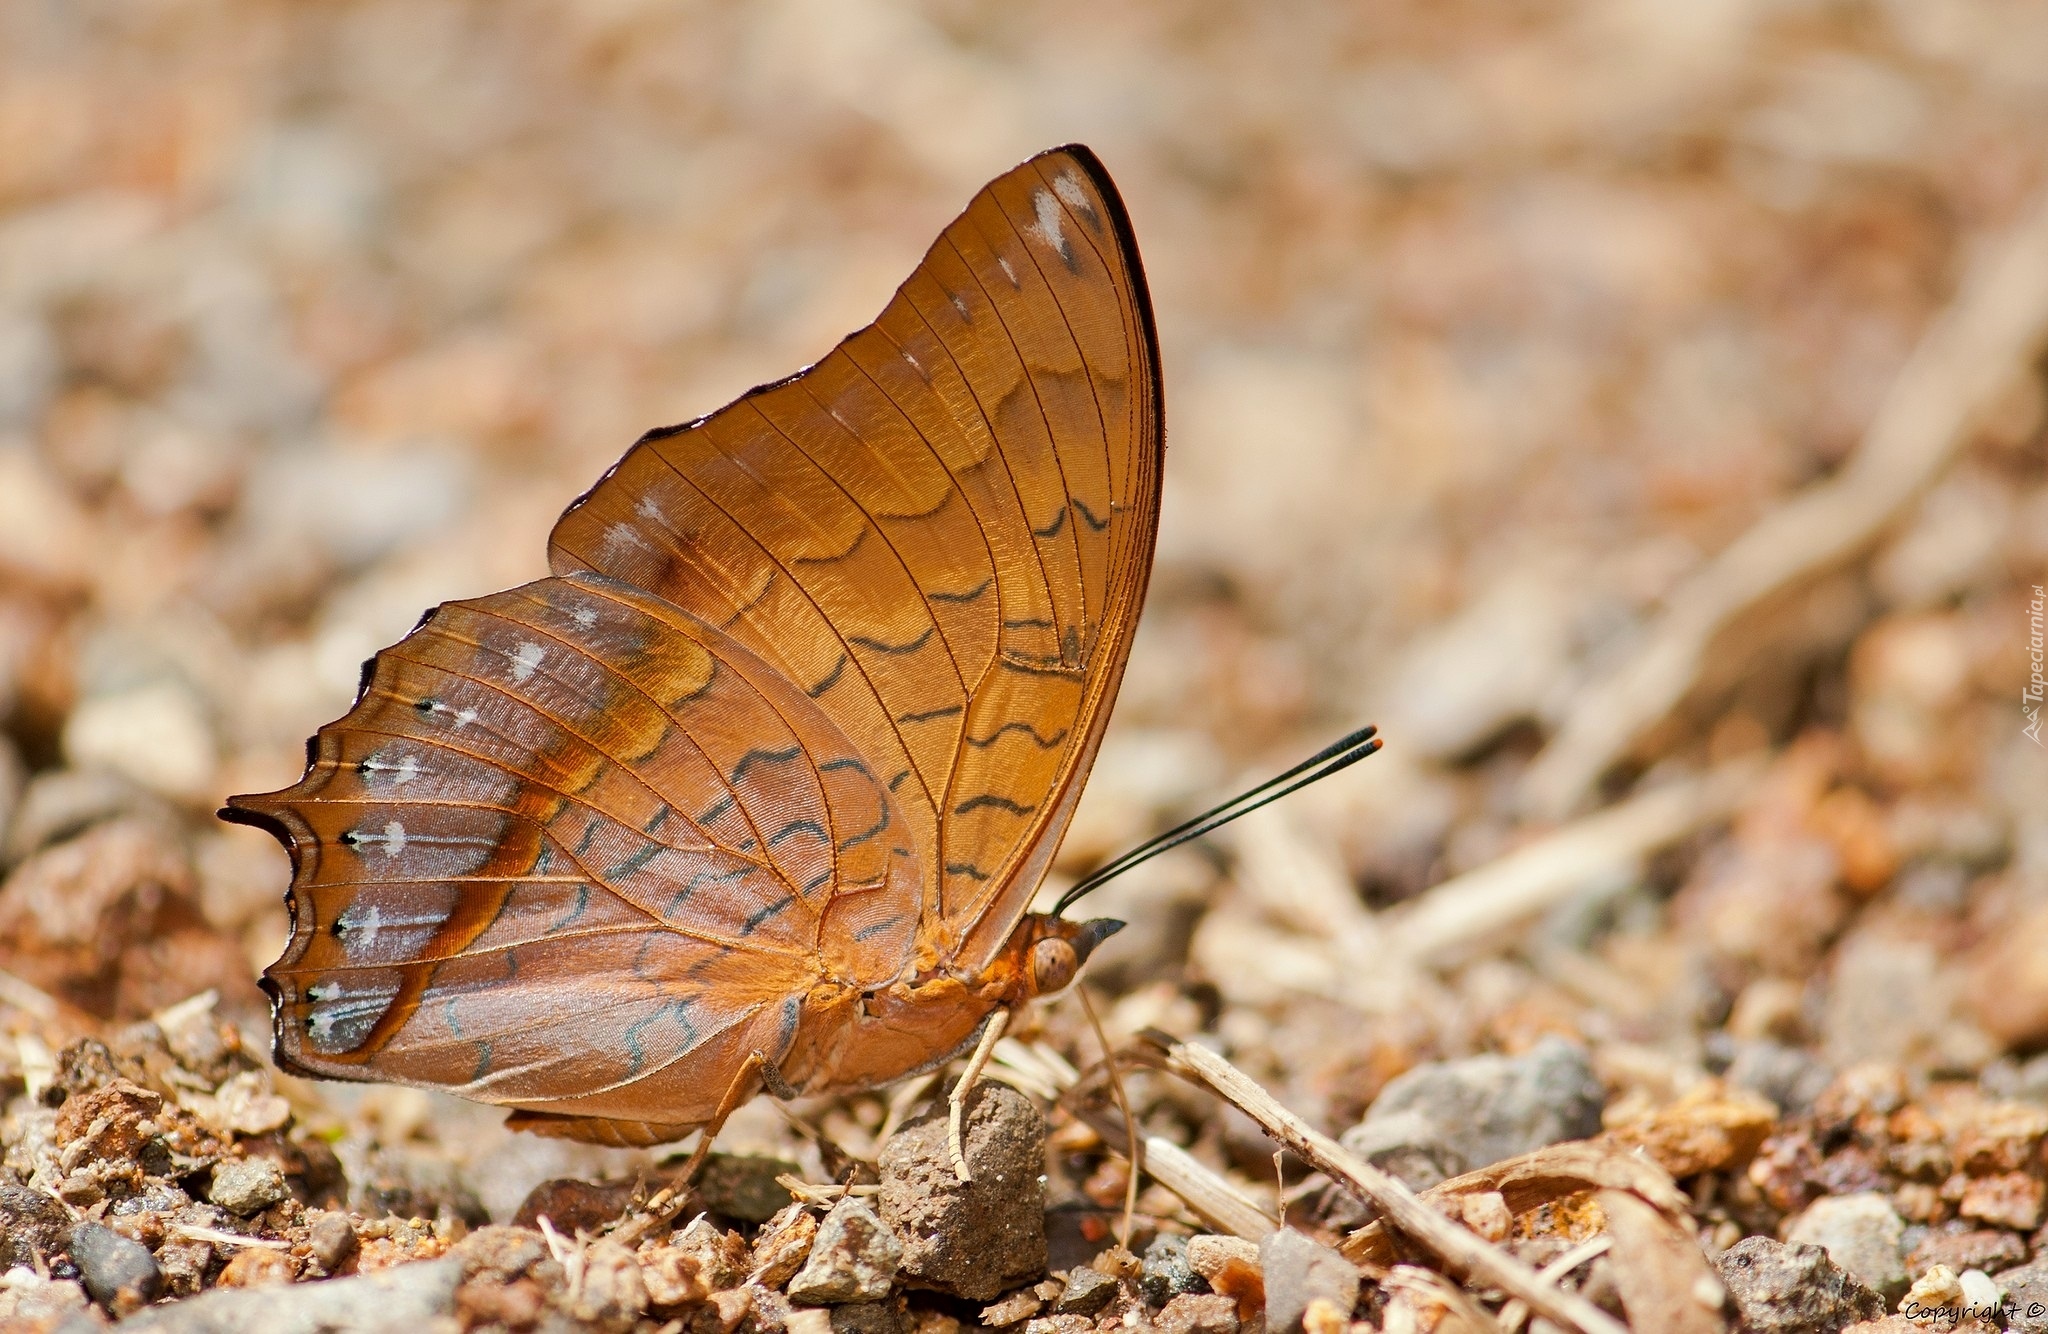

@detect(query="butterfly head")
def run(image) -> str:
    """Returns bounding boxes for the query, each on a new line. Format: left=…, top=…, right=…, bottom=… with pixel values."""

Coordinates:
left=1015, top=914, right=1124, bottom=1000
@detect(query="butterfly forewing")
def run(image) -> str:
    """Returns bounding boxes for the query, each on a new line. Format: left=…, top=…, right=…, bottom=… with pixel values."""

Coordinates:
left=549, top=145, right=1162, bottom=974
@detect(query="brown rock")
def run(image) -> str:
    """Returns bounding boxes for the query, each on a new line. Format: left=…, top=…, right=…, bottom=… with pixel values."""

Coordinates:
left=511, top=1175, right=638, bottom=1233
left=0, top=1185, right=73, bottom=1269
left=53, top=1078, right=163, bottom=1170
left=1959, top=1171, right=2045, bottom=1230
left=1907, top=1227, right=2026, bottom=1277
left=217, top=1246, right=297, bottom=1288
left=1966, top=906, right=2048, bottom=1048
left=1950, top=1102, right=2048, bottom=1175
left=751, top=1203, right=820, bottom=1288
left=878, top=1084, right=1047, bottom=1301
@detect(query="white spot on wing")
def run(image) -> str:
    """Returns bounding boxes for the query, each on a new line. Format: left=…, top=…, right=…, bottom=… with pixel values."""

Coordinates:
left=951, top=293, right=970, bottom=319
left=572, top=606, right=597, bottom=630
left=349, top=820, right=410, bottom=858
left=509, top=641, right=545, bottom=684
left=636, top=496, right=663, bottom=522
left=997, top=256, right=1018, bottom=286
left=455, top=707, right=478, bottom=729
left=361, top=752, right=421, bottom=785
left=1053, top=172, right=1089, bottom=213
left=1030, top=189, right=1069, bottom=260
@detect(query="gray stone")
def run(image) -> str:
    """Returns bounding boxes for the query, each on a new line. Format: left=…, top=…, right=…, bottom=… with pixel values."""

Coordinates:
left=1785, top=1192, right=1909, bottom=1302
left=1716, top=1037, right=1835, bottom=1114
left=787, top=1196, right=903, bottom=1305
left=67, top=1221, right=161, bottom=1316
left=207, top=1156, right=289, bottom=1215
left=878, top=1083, right=1047, bottom=1301
left=1259, top=1230, right=1358, bottom=1334
left=118, top=1256, right=463, bottom=1333
left=0, top=1184, right=72, bottom=1269
left=1358, top=1036, right=1604, bottom=1173
left=1055, top=1267, right=1120, bottom=1315
left=1140, top=1234, right=1203, bottom=1306
left=1337, top=1110, right=1465, bottom=1190
left=1713, top=1236, right=1884, bottom=1334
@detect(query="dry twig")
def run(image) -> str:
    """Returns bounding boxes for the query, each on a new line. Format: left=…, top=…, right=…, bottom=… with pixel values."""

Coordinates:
left=1523, top=181, right=2048, bottom=817
left=1141, top=1033, right=1629, bottom=1334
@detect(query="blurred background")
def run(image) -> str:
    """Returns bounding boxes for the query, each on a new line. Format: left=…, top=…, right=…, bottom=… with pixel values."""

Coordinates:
left=2, top=0, right=2047, bottom=1223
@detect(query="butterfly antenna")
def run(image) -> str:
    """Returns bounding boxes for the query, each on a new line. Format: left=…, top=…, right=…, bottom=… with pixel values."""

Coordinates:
left=1051, top=724, right=1381, bottom=918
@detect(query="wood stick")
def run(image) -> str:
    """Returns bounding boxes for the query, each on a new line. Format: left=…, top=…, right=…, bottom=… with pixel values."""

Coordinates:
left=1073, top=1105, right=1276, bottom=1242
left=1144, top=1034, right=1629, bottom=1334
left=1523, top=181, right=2048, bottom=818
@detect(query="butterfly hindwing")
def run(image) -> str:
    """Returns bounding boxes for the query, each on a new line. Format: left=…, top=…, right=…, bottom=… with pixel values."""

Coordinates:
left=225, top=573, right=918, bottom=1121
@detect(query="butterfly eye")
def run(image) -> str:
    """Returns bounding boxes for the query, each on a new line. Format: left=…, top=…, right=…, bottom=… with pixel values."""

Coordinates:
left=1030, top=938, right=1079, bottom=995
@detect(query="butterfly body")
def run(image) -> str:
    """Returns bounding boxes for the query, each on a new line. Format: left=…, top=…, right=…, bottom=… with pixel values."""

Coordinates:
left=224, top=146, right=1160, bottom=1148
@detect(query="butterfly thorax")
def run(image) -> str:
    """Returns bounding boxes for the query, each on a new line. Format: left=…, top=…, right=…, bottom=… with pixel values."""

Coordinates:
left=794, top=912, right=1122, bottom=1096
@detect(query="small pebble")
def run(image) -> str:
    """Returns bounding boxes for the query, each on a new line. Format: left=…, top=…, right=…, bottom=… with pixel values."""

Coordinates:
left=308, top=1211, right=359, bottom=1275
left=68, top=1220, right=163, bottom=1316
left=1157, top=1292, right=1239, bottom=1334
left=788, top=1196, right=903, bottom=1305
left=1714, top=1236, right=1884, bottom=1334
left=0, top=1185, right=73, bottom=1269
left=752, top=1203, right=821, bottom=1288
left=207, top=1156, right=288, bottom=1216
left=566, top=1239, right=648, bottom=1326
left=1784, top=1192, right=1908, bottom=1301
left=1140, top=1234, right=1203, bottom=1306
left=1904, top=1262, right=1963, bottom=1310
left=1259, top=1231, right=1356, bottom=1334
left=1055, top=1266, right=1119, bottom=1315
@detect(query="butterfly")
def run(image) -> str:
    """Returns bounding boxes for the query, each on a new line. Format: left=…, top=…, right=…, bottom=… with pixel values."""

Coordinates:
left=221, top=145, right=1160, bottom=1151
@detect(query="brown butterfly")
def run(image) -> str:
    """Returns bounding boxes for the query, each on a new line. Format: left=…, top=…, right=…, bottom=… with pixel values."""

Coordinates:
left=222, top=145, right=1160, bottom=1151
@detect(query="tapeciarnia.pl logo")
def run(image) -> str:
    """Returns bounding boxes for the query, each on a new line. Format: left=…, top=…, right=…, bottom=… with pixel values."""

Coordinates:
left=2027, top=584, right=2045, bottom=745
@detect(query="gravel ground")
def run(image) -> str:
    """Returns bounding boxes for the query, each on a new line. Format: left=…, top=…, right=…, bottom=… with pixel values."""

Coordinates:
left=2, top=2, right=2047, bottom=1331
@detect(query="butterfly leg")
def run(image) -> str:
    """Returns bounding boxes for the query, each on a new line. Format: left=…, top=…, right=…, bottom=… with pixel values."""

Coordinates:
left=613, top=1050, right=777, bottom=1245
left=948, top=1007, right=1010, bottom=1183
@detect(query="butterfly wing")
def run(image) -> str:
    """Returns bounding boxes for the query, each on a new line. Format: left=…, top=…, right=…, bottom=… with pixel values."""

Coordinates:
left=224, top=572, right=920, bottom=1123
left=548, top=145, right=1163, bottom=975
